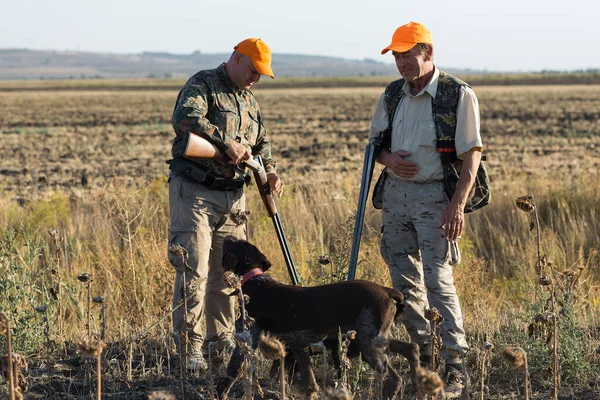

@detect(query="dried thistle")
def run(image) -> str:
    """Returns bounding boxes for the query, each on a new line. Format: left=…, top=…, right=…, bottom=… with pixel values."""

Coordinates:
left=481, top=342, right=494, bottom=351
left=77, top=272, right=92, bottom=283
left=342, top=330, right=357, bottom=341
left=48, top=228, right=60, bottom=239
left=223, top=271, right=242, bottom=290
left=534, top=313, right=553, bottom=325
left=92, top=296, right=104, bottom=304
left=424, top=307, right=443, bottom=322
left=503, top=346, right=530, bottom=399
left=168, top=244, right=187, bottom=268
left=415, top=367, right=444, bottom=395
left=147, top=391, right=175, bottom=400
left=515, top=195, right=536, bottom=213
left=425, top=308, right=443, bottom=371
left=338, top=330, right=357, bottom=388
left=77, top=334, right=106, bottom=358
left=34, top=305, right=48, bottom=313
left=259, top=333, right=287, bottom=400
left=231, top=210, right=251, bottom=226
left=539, top=275, right=553, bottom=286
left=502, top=347, right=527, bottom=370
left=318, top=255, right=332, bottom=265
left=258, top=333, right=286, bottom=360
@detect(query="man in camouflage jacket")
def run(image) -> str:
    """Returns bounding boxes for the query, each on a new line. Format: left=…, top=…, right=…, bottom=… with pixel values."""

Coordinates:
left=167, top=38, right=283, bottom=372
left=372, top=22, right=484, bottom=398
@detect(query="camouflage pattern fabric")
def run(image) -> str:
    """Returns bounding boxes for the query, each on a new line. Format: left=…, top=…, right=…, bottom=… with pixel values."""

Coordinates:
left=379, top=176, right=469, bottom=363
left=171, top=63, right=276, bottom=179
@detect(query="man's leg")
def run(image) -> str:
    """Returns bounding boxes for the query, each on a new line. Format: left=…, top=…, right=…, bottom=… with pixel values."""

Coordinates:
left=412, top=182, right=469, bottom=364
left=380, top=177, right=432, bottom=347
left=205, top=189, right=246, bottom=347
left=167, top=176, right=222, bottom=369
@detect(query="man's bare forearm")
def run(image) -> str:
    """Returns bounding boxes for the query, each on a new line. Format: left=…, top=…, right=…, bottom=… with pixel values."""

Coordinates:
left=450, top=149, right=482, bottom=208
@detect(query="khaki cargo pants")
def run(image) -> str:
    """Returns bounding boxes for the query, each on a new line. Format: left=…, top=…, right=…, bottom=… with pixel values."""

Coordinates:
left=168, top=175, right=246, bottom=351
left=380, top=175, right=469, bottom=363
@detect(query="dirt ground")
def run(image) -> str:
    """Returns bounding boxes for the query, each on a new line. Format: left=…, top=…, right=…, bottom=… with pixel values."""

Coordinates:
left=1, top=85, right=599, bottom=200
left=1, top=84, right=600, bottom=399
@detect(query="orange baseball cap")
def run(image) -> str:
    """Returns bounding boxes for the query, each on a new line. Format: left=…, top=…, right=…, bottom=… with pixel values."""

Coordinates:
left=381, top=22, right=432, bottom=55
left=234, top=38, right=275, bottom=79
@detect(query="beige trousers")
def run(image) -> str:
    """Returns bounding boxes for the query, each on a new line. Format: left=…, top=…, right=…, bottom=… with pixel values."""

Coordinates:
left=380, top=176, right=468, bottom=364
left=168, top=175, right=246, bottom=351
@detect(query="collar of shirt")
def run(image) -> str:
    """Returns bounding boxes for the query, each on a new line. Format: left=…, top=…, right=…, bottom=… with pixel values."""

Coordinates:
left=401, top=66, right=439, bottom=98
left=216, top=62, right=242, bottom=93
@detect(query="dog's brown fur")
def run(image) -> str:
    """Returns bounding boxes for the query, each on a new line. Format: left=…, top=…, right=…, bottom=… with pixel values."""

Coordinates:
left=219, top=237, right=419, bottom=400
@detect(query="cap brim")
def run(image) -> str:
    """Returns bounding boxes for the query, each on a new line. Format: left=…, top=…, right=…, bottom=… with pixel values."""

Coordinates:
left=381, top=42, right=418, bottom=55
left=252, top=60, right=275, bottom=79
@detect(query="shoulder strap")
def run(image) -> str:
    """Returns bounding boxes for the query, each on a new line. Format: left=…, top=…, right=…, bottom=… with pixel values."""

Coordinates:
left=380, top=78, right=405, bottom=149
left=383, top=78, right=405, bottom=129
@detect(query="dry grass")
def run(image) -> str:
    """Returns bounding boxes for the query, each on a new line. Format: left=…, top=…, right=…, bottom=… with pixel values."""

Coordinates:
left=0, top=82, right=599, bottom=398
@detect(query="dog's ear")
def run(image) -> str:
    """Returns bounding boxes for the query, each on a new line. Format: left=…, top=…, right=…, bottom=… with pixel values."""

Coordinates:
left=222, top=247, right=239, bottom=273
left=253, top=244, right=272, bottom=272
left=242, top=240, right=272, bottom=272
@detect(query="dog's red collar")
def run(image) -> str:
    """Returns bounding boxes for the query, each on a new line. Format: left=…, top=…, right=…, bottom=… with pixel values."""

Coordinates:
left=241, top=268, right=264, bottom=285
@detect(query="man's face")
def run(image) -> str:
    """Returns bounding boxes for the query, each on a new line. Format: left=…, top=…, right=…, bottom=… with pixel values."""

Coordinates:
left=230, top=54, right=261, bottom=90
left=393, top=46, right=432, bottom=82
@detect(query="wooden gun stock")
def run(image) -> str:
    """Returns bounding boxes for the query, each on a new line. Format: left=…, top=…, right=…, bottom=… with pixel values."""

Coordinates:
left=251, top=164, right=277, bottom=217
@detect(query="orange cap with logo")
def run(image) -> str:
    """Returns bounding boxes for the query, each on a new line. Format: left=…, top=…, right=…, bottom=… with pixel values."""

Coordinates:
left=381, top=22, right=432, bottom=55
left=234, top=38, right=275, bottom=79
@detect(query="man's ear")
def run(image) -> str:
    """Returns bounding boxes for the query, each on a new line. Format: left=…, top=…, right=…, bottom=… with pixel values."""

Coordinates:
left=425, top=44, right=434, bottom=61
left=233, top=52, right=244, bottom=66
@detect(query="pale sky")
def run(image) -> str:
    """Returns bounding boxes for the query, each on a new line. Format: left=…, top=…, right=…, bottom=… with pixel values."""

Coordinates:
left=1, top=0, right=597, bottom=72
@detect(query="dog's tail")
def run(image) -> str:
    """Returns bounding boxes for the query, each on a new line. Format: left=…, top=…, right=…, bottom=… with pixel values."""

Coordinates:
left=385, top=288, right=405, bottom=324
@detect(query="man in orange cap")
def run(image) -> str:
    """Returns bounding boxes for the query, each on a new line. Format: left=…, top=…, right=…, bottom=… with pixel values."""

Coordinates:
left=372, top=21, right=487, bottom=398
left=167, top=38, right=283, bottom=372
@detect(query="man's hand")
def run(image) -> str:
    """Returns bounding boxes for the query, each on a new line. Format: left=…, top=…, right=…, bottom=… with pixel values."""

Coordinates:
left=267, top=172, right=284, bottom=198
left=440, top=148, right=481, bottom=240
left=380, top=150, right=419, bottom=178
left=441, top=202, right=464, bottom=241
left=225, top=141, right=251, bottom=164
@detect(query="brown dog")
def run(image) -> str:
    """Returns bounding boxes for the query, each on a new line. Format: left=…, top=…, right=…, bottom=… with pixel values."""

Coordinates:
left=219, top=237, right=419, bottom=400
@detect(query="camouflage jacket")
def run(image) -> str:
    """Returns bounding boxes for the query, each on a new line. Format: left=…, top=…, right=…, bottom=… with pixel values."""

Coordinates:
left=171, top=63, right=276, bottom=179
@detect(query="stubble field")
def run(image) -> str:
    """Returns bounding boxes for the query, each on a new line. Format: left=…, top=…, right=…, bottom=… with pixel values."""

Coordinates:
left=0, top=81, right=599, bottom=399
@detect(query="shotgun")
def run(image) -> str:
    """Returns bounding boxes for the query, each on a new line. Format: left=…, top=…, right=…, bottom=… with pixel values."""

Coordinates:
left=183, top=133, right=300, bottom=285
left=347, top=132, right=388, bottom=281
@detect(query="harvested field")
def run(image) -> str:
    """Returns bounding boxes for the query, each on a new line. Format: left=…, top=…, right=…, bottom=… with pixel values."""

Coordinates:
left=1, top=85, right=599, bottom=195
left=0, top=82, right=599, bottom=399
